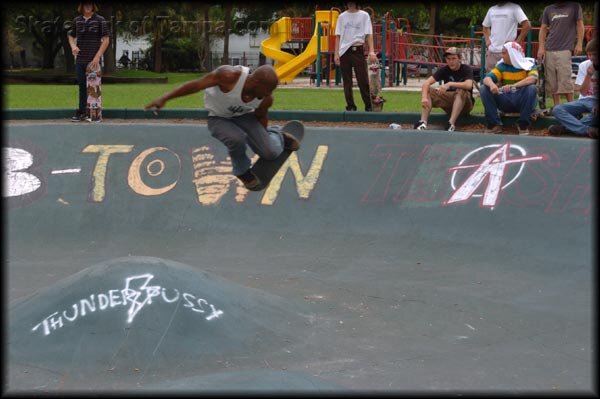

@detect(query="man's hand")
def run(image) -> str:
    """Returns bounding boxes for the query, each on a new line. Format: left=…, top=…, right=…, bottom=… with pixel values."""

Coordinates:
left=501, top=84, right=515, bottom=93
left=334, top=54, right=340, bottom=66
left=439, top=82, right=452, bottom=91
left=574, top=43, right=583, bottom=55
left=537, top=48, right=545, bottom=61
left=144, top=97, right=167, bottom=115
left=89, top=57, right=101, bottom=71
left=71, top=46, right=80, bottom=56
left=368, top=52, right=378, bottom=64
left=421, top=96, right=430, bottom=108
left=489, top=83, right=500, bottom=95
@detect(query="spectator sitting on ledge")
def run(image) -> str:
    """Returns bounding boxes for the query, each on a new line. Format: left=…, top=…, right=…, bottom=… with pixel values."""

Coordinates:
left=479, top=41, right=538, bottom=135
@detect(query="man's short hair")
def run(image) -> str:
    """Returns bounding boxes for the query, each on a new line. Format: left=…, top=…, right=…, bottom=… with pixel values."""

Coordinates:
left=586, top=39, right=597, bottom=54
left=78, top=2, right=98, bottom=13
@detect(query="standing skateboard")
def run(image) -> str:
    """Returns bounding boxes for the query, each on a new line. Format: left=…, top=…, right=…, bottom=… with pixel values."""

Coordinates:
left=537, top=58, right=548, bottom=115
left=86, top=64, right=102, bottom=123
left=368, top=62, right=385, bottom=112
left=250, top=120, right=305, bottom=191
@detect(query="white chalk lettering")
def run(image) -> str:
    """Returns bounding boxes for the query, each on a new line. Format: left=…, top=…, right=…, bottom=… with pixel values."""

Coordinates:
left=206, top=304, right=224, bottom=321
left=98, top=293, right=110, bottom=310
left=109, top=289, right=122, bottom=307
left=161, top=287, right=180, bottom=303
left=182, top=292, right=196, bottom=309
left=62, top=304, right=79, bottom=322
left=31, top=274, right=225, bottom=337
left=80, top=295, right=96, bottom=316
left=31, top=312, right=58, bottom=336
left=49, top=314, right=64, bottom=331
left=192, top=298, right=208, bottom=313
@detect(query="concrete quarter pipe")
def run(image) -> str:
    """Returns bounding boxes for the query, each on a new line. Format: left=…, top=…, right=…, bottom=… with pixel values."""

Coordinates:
left=5, top=122, right=595, bottom=393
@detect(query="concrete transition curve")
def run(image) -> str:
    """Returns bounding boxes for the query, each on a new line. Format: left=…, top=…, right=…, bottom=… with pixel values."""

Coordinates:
left=5, top=122, right=595, bottom=393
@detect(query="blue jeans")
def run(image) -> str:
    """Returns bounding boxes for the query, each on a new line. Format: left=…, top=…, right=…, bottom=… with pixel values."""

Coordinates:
left=75, top=63, right=88, bottom=113
left=551, top=97, right=597, bottom=136
left=480, top=84, right=538, bottom=127
left=207, top=113, right=284, bottom=176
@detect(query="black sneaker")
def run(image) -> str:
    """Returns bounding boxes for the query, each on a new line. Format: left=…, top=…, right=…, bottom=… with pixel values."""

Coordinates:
left=413, top=120, right=427, bottom=130
left=282, top=132, right=300, bottom=151
left=444, top=122, right=456, bottom=132
left=548, top=124, right=568, bottom=136
left=345, top=105, right=357, bottom=111
left=236, top=169, right=261, bottom=191
left=484, top=124, right=503, bottom=134
left=517, top=124, right=530, bottom=136
left=71, top=110, right=87, bottom=122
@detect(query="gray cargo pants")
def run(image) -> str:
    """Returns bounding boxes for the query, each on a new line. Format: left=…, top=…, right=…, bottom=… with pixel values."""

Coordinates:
left=207, top=113, right=284, bottom=176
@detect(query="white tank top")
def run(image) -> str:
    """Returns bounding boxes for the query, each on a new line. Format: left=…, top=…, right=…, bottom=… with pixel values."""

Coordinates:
left=204, top=66, right=263, bottom=117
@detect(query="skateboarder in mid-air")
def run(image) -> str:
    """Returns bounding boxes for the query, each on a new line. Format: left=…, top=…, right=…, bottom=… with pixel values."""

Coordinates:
left=145, top=64, right=301, bottom=191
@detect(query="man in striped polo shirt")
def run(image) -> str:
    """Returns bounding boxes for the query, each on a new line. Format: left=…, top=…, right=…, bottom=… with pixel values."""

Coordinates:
left=68, top=2, right=110, bottom=122
left=480, top=41, right=538, bottom=135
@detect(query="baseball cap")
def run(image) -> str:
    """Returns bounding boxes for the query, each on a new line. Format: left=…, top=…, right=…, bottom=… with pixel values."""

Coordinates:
left=444, top=47, right=459, bottom=57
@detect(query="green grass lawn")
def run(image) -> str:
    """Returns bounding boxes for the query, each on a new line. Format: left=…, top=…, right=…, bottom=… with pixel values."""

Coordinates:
left=4, top=70, right=485, bottom=114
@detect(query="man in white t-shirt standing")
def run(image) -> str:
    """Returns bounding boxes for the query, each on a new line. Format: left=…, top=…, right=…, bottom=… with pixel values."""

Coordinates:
left=482, top=2, right=531, bottom=72
left=334, top=1, right=378, bottom=111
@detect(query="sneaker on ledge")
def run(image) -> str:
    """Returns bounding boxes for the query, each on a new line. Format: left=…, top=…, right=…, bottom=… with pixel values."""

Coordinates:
left=413, top=120, right=427, bottom=130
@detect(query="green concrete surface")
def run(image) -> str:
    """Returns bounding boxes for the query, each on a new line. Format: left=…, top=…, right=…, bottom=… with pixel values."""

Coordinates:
left=5, top=122, right=594, bottom=393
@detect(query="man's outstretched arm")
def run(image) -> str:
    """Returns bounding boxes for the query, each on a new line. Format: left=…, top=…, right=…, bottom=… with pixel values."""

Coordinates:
left=145, top=67, right=228, bottom=112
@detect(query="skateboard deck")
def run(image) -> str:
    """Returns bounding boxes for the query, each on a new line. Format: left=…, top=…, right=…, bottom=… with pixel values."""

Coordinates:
left=368, top=62, right=385, bottom=112
left=537, top=59, right=547, bottom=112
left=86, top=64, right=102, bottom=122
left=250, top=120, right=305, bottom=191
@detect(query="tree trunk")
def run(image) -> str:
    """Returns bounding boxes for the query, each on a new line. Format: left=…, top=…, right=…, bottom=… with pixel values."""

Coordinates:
left=153, top=31, right=162, bottom=72
left=221, top=4, right=232, bottom=65
left=102, top=3, right=116, bottom=73
left=199, top=6, right=210, bottom=70
left=427, top=2, right=438, bottom=75
left=2, top=27, right=12, bottom=69
left=60, top=29, right=75, bottom=73
left=42, top=43, right=56, bottom=69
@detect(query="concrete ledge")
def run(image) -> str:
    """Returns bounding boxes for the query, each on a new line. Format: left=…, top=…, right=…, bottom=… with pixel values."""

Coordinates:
left=5, top=108, right=557, bottom=128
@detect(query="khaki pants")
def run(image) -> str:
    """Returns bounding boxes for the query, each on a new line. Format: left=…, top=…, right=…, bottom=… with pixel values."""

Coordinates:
left=544, top=50, right=574, bottom=95
left=429, top=88, right=473, bottom=116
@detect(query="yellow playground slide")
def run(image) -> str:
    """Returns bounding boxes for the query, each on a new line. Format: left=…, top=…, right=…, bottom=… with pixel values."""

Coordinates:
left=261, top=10, right=339, bottom=83
left=260, top=17, right=296, bottom=68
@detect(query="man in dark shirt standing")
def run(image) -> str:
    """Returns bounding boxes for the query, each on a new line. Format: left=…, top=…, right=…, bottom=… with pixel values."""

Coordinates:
left=68, top=2, right=110, bottom=122
left=537, top=1, right=584, bottom=107
left=413, top=47, right=474, bottom=132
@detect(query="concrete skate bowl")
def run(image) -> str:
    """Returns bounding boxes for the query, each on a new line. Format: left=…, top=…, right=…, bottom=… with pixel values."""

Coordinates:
left=5, top=122, right=595, bottom=394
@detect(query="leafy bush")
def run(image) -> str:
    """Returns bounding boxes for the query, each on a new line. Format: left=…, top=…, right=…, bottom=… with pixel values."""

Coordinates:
left=147, top=37, right=200, bottom=72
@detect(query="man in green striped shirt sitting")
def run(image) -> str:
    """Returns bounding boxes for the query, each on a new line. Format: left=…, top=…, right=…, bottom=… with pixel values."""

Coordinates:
left=480, top=41, right=539, bottom=135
